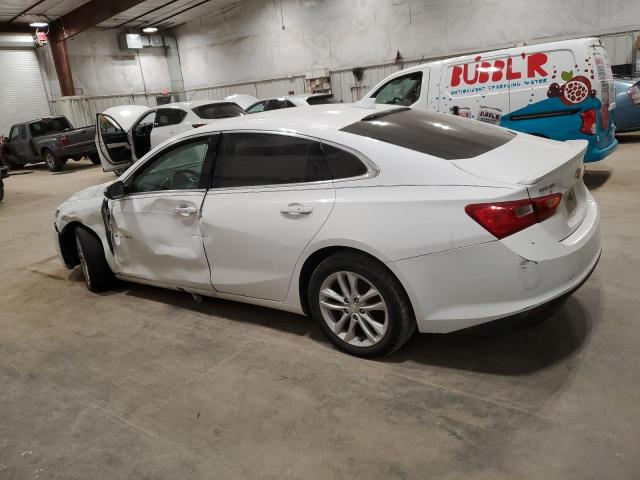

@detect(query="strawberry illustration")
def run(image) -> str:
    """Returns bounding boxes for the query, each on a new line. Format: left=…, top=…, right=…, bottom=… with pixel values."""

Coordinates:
left=558, top=71, right=591, bottom=105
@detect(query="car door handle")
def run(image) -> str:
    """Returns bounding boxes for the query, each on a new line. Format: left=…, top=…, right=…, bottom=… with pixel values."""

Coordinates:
left=280, top=203, right=313, bottom=215
left=174, top=205, right=198, bottom=216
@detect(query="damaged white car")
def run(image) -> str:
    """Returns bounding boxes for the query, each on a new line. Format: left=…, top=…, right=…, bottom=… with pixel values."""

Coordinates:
left=54, top=105, right=601, bottom=357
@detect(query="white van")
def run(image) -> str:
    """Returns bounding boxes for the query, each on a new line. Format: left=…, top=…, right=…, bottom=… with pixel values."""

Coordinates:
left=364, top=37, right=617, bottom=162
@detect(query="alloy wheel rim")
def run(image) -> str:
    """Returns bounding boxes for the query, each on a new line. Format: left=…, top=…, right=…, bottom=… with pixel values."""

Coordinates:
left=75, top=237, right=91, bottom=289
left=46, top=153, right=54, bottom=169
left=319, top=271, right=388, bottom=347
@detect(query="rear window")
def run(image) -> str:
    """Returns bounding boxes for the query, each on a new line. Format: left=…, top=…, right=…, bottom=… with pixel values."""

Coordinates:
left=341, top=108, right=515, bottom=160
left=192, top=102, right=246, bottom=119
left=29, top=117, right=72, bottom=137
left=155, top=109, right=187, bottom=127
left=306, top=95, right=333, bottom=105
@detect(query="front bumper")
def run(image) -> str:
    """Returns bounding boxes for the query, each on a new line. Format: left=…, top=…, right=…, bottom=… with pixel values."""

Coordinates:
left=392, top=195, right=601, bottom=333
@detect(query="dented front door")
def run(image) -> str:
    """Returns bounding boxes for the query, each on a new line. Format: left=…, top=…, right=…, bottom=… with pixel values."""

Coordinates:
left=108, top=191, right=212, bottom=291
left=105, top=135, right=215, bottom=292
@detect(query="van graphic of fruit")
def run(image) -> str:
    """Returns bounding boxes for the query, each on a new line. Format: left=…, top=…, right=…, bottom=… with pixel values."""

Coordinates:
left=547, top=70, right=596, bottom=105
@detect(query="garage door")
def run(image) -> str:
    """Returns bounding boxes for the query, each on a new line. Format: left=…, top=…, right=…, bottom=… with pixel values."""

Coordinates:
left=0, top=48, right=51, bottom=137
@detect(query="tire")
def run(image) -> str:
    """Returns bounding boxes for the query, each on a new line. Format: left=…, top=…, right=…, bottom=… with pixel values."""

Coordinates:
left=4, top=157, right=21, bottom=170
left=75, top=227, right=114, bottom=292
left=43, top=149, right=64, bottom=172
left=0, top=180, right=4, bottom=202
left=308, top=251, right=416, bottom=357
left=89, top=153, right=101, bottom=165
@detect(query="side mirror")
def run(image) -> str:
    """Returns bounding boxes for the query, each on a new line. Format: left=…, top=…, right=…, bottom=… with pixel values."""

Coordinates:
left=104, top=181, right=126, bottom=200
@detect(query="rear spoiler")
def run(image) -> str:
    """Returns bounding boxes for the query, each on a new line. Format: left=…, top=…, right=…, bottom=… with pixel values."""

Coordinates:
left=517, top=140, right=588, bottom=185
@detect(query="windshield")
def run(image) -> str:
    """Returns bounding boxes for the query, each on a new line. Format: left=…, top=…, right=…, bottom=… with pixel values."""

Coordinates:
left=29, top=117, right=72, bottom=138
left=341, top=108, right=515, bottom=160
left=192, top=102, right=246, bottom=119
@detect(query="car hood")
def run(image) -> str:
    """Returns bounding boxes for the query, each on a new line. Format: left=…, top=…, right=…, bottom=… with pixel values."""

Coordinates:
left=64, top=181, right=112, bottom=202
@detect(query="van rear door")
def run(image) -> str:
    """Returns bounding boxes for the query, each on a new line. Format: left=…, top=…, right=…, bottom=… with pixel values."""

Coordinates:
left=591, top=44, right=615, bottom=135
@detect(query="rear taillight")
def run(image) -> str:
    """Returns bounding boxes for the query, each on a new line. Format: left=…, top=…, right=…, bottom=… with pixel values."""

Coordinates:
left=628, top=83, right=640, bottom=106
left=60, top=135, right=70, bottom=147
left=580, top=108, right=596, bottom=135
left=465, top=193, right=562, bottom=239
left=192, top=123, right=206, bottom=128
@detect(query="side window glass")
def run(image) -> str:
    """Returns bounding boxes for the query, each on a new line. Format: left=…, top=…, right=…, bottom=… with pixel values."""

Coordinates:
left=322, top=144, right=368, bottom=179
left=9, top=126, right=19, bottom=140
left=373, top=72, right=423, bottom=106
left=131, top=139, right=210, bottom=193
left=284, top=100, right=296, bottom=108
left=155, top=109, right=187, bottom=127
left=212, top=133, right=330, bottom=188
left=132, top=111, right=156, bottom=136
left=18, top=125, right=28, bottom=140
left=246, top=101, right=266, bottom=113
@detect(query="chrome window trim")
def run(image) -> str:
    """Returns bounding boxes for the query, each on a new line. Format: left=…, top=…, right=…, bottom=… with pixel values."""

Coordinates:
left=118, top=128, right=379, bottom=196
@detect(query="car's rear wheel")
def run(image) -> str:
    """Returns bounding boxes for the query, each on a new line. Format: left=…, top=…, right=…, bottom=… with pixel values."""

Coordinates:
left=44, top=149, right=64, bottom=172
left=308, top=251, right=416, bottom=357
left=75, top=227, right=114, bottom=292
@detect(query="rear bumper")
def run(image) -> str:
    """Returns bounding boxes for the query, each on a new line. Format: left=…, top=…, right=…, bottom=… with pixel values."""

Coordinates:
left=584, top=136, right=617, bottom=162
left=391, top=195, right=601, bottom=333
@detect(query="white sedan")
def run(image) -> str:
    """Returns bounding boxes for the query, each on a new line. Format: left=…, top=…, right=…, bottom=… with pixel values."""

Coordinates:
left=56, top=105, right=601, bottom=357
left=95, top=100, right=246, bottom=173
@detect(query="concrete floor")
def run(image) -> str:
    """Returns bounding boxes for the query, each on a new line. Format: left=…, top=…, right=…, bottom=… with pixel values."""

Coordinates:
left=0, top=141, right=639, bottom=480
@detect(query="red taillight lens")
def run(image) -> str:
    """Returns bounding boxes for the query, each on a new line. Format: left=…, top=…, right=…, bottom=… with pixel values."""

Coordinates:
left=531, top=193, right=562, bottom=222
left=628, top=83, right=640, bottom=106
left=465, top=193, right=562, bottom=239
left=192, top=123, right=206, bottom=128
left=60, top=135, right=70, bottom=146
left=580, top=108, right=596, bottom=135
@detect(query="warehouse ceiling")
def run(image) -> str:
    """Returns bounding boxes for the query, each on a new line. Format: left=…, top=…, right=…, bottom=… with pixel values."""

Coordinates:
left=0, top=0, right=242, bottom=30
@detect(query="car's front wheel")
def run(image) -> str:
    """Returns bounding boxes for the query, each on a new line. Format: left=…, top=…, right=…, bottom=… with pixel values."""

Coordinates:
left=75, top=227, right=114, bottom=292
left=308, top=251, right=416, bottom=357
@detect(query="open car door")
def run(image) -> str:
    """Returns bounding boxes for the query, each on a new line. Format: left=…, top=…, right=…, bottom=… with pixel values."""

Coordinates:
left=96, top=105, right=151, bottom=173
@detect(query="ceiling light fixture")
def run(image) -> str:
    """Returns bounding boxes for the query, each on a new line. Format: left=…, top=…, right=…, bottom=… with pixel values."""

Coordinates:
left=29, top=22, right=48, bottom=28
left=142, top=27, right=158, bottom=33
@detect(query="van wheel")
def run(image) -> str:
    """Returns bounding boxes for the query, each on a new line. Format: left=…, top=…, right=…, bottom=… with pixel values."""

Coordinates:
left=308, top=251, right=416, bottom=357
left=44, top=149, right=64, bottom=172
left=75, top=227, right=114, bottom=292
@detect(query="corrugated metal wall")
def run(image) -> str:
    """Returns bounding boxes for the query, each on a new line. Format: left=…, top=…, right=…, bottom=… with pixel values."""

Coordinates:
left=601, top=31, right=637, bottom=66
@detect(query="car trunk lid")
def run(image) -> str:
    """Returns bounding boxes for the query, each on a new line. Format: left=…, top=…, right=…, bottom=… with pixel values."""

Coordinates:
left=452, top=135, right=589, bottom=241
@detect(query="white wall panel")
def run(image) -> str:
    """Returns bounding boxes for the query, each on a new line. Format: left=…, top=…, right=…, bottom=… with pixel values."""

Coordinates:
left=175, top=0, right=640, bottom=91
